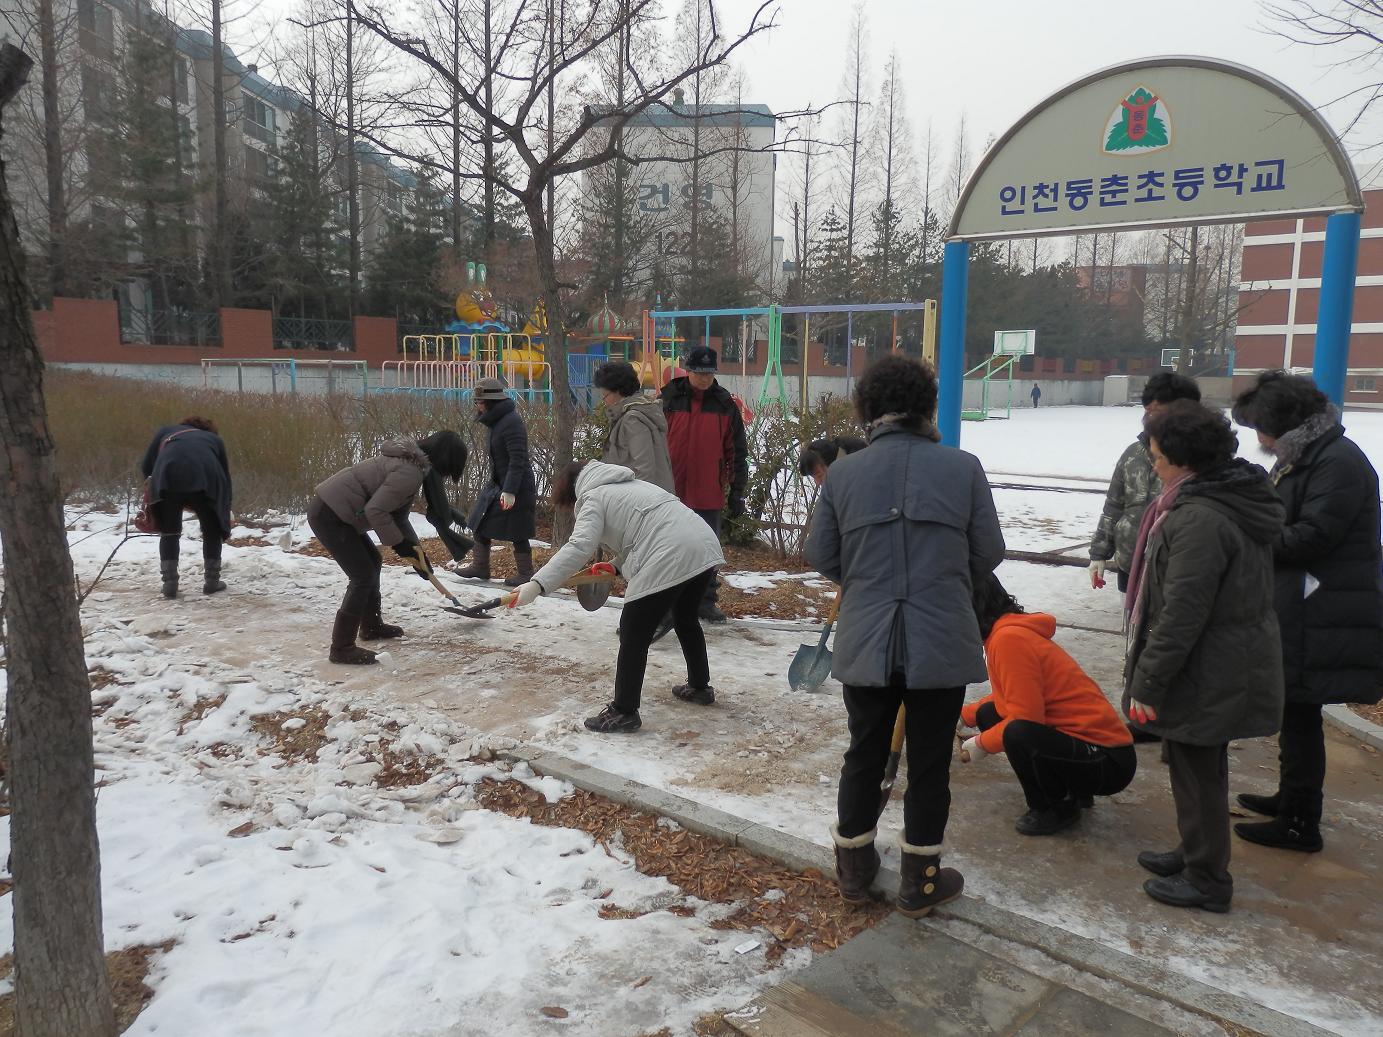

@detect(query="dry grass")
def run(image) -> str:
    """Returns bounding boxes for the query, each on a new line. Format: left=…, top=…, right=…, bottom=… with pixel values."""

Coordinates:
left=248, top=706, right=332, bottom=762
left=176, top=693, right=228, bottom=735
left=0, top=941, right=173, bottom=1035
left=475, top=777, right=889, bottom=962
left=1348, top=701, right=1383, bottom=728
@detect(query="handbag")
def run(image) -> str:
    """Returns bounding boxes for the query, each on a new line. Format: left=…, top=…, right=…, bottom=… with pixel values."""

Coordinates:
left=133, top=429, right=194, bottom=534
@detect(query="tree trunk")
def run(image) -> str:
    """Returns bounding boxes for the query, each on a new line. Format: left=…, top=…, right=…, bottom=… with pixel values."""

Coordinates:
left=1177, top=225, right=1200, bottom=374
left=482, top=0, right=495, bottom=249
left=37, top=0, right=65, bottom=299
left=450, top=0, right=463, bottom=250
left=0, top=43, right=116, bottom=1037
left=525, top=192, right=572, bottom=472
left=211, top=0, right=232, bottom=307
left=346, top=3, right=360, bottom=316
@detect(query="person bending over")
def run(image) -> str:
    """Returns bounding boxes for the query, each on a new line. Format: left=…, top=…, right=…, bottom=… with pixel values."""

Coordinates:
left=959, top=574, right=1136, bottom=836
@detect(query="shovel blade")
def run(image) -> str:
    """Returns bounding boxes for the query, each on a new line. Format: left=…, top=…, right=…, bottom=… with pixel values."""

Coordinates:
left=444, top=599, right=500, bottom=619
left=788, top=643, right=833, bottom=691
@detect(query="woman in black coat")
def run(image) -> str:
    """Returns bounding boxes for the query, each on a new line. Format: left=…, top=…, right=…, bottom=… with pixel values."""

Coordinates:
left=456, top=377, right=538, bottom=586
left=140, top=416, right=233, bottom=599
left=1231, top=372, right=1383, bottom=853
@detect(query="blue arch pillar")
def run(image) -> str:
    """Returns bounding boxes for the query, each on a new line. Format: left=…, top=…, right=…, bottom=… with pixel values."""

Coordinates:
left=1312, top=211, right=1362, bottom=406
left=939, top=240, right=970, bottom=446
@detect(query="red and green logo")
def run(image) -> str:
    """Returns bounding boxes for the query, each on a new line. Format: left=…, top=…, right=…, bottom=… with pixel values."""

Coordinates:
left=1103, top=87, right=1171, bottom=154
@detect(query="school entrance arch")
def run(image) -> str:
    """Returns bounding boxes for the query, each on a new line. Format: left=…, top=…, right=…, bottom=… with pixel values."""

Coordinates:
left=938, top=56, right=1364, bottom=445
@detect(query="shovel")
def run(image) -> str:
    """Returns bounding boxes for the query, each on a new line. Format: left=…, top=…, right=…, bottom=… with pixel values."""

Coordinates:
left=403, top=547, right=497, bottom=620
left=787, top=588, right=842, bottom=692
left=877, top=706, right=906, bottom=820
left=435, top=568, right=616, bottom=621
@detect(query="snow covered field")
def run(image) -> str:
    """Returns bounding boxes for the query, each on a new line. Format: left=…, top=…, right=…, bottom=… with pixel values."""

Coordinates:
left=2, top=405, right=1381, bottom=1035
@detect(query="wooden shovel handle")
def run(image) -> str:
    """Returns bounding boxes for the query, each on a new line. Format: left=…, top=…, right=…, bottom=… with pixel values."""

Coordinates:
left=824, top=586, right=843, bottom=626
left=890, top=705, right=907, bottom=754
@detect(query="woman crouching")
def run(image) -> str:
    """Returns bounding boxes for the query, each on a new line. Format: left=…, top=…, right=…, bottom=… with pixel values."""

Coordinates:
left=505, top=460, right=723, bottom=733
left=960, top=573, right=1136, bottom=835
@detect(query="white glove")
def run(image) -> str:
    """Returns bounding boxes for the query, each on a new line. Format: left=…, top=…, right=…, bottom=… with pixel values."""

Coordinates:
left=961, top=736, right=988, bottom=763
left=506, top=581, right=542, bottom=608
left=500, top=492, right=516, bottom=510
left=1089, top=559, right=1107, bottom=589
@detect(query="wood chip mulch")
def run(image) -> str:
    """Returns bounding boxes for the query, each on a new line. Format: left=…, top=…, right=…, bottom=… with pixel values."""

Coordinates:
left=1348, top=701, right=1383, bottom=728
left=0, top=940, right=174, bottom=1035
left=473, top=776, right=888, bottom=962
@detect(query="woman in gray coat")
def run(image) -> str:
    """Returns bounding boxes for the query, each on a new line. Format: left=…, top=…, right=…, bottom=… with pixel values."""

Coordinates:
left=309, top=432, right=467, bottom=664
left=594, top=361, right=675, bottom=492
left=506, top=460, right=723, bottom=733
left=804, top=356, right=1005, bottom=919
left=1125, top=402, right=1284, bottom=913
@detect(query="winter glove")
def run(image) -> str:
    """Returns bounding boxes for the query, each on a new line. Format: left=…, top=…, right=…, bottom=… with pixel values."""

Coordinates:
left=1089, top=559, right=1106, bottom=590
left=960, top=736, right=988, bottom=764
left=1128, top=699, right=1158, bottom=725
left=395, top=543, right=432, bottom=579
left=727, top=497, right=748, bottom=520
left=505, top=581, right=542, bottom=609
left=500, top=492, right=516, bottom=510
left=588, top=561, right=618, bottom=579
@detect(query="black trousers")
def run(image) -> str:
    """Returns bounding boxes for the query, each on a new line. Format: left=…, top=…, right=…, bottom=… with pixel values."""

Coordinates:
left=476, top=535, right=532, bottom=553
left=999, top=719, right=1137, bottom=810
left=308, top=497, right=381, bottom=616
left=1166, top=740, right=1233, bottom=900
left=693, top=508, right=722, bottom=606
left=153, top=491, right=223, bottom=562
left=613, top=569, right=715, bottom=714
left=1278, top=701, right=1326, bottom=824
left=838, top=683, right=965, bottom=846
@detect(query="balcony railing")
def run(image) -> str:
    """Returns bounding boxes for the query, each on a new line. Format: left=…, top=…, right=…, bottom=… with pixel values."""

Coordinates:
left=120, top=308, right=222, bottom=346
left=273, top=316, right=353, bottom=351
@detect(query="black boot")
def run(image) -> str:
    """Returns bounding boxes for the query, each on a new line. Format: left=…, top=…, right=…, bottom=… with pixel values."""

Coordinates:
left=1136, top=849, right=1184, bottom=877
left=896, top=841, right=964, bottom=918
left=698, top=602, right=728, bottom=624
left=203, top=557, right=226, bottom=595
left=160, top=558, right=178, bottom=599
left=1234, top=815, right=1323, bottom=853
left=830, top=824, right=880, bottom=905
left=1236, top=791, right=1280, bottom=817
left=1014, top=797, right=1081, bottom=836
left=329, top=610, right=377, bottom=665
left=505, top=549, right=535, bottom=588
left=360, top=589, right=403, bottom=641
left=453, top=542, right=491, bottom=580
left=672, top=683, right=715, bottom=705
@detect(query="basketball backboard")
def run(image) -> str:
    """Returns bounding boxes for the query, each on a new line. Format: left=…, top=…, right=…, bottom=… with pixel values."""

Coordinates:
left=994, top=329, right=1037, bottom=355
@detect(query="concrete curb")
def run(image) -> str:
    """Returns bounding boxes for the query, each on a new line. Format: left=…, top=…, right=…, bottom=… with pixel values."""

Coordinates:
left=501, top=745, right=1337, bottom=1037
left=1323, top=704, right=1383, bottom=752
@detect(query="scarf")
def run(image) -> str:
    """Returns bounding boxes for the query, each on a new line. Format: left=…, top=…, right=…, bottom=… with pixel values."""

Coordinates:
left=867, top=413, right=941, bottom=443
left=1268, top=405, right=1340, bottom=484
left=1125, top=470, right=1192, bottom=628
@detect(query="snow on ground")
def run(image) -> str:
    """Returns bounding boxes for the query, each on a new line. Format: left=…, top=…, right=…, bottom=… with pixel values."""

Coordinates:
left=4, top=405, right=1381, bottom=1035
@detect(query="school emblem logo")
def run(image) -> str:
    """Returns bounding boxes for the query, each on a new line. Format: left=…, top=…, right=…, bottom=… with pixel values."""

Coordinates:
left=1103, top=87, right=1171, bottom=154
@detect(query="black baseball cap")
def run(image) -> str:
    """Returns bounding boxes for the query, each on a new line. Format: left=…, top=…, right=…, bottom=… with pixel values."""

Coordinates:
left=686, top=346, right=718, bottom=373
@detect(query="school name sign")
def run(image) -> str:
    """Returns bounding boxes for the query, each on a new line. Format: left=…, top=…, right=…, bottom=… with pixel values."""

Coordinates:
left=949, top=57, right=1362, bottom=241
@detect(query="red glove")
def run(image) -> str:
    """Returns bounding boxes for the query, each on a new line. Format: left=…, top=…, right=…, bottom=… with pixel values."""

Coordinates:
left=589, top=562, right=617, bottom=578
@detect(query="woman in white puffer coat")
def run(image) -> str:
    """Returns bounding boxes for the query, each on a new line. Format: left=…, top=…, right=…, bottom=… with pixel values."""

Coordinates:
left=506, top=460, right=724, bottom=733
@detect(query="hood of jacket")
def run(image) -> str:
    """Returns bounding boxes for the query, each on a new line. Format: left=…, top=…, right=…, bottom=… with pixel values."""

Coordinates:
left=576, top=460, right=636, bottom=497
left=987, top=612, right=1056, bottom=646
left=478, top=397, right=516, bottom=427
left=1176, top=457, right=1284, bottom=545
left=613, top=394, right=668, bottom=428
left=381, top=438, right=430, bottom=470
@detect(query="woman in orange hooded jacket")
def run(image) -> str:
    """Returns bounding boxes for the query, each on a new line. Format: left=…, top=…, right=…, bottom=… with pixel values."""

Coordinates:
left=960, top=574, right=1137, bottom=836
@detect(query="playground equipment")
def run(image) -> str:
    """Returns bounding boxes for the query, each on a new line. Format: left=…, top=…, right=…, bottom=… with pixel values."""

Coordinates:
left=201, top=357, right=369, bottom=396
left=779, top=301, right=937, bottom=410
left=961, top=329, right=1033, bottom=422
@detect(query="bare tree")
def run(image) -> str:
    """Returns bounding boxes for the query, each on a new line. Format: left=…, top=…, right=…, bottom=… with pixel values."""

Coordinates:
left=343, top=0, right=781, bottom=466
left=865, top=50, right=914, bottom=295
left=835, top=1, right=868, bottom=279
left=944, top=110, right=970, bottom=215
left=0, top=42, right=116, bottom=1037
left=1264, top=0, right=1383, bottom=140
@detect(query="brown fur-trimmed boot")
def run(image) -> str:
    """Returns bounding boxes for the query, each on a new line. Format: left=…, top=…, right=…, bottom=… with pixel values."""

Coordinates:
left=452, top=542, right=491, bottom=581
left=896, top=840, right=964, bottom=918
left=831, top=824, right=880, bottom=905
left=504, top=549, right=535, bottom=588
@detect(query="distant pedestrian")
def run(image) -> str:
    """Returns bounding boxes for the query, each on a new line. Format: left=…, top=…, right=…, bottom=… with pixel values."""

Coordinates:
left=506, top=460, right=724, bottom=733
left=309, top=432, right=468, bottom=664
left=660, top=346, right=749, bottom=623
left=960, top=574, right=1136, bottom=835
left=140, top=416, right=233, bottom=599
left=1089, top=373, right=1201, bottom=594
left=1030, top=383, right=1042, bottom=408
left=456, top=378, right=538, bottom=587
left=805, top=355, right=1005, bottom=918
left=594, top=360, right=675, bottom=492
left=1230, top=371, right=1383, bottom=854
left=798, top=434, right=869, bottom=487
left=1125, top=401, right=1283, bottom=914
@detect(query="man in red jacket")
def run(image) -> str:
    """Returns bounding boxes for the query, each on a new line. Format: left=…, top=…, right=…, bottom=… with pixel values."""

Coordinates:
left=660, top=346, right=749, bottom=622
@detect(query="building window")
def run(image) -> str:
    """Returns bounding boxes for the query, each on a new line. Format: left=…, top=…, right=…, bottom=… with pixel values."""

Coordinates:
left=244, top=145, right=273, bottom=182
left=81, top=66, right=117, bottom=127
left=244, top=97, right=277, bottom=145
left=385, top=182, right=404, bottom=214
left=78, top=0, right=115, bottom=61
left=175, top=57, right=189, bottom=105
left=1352, top=376, right=1378, bottom=393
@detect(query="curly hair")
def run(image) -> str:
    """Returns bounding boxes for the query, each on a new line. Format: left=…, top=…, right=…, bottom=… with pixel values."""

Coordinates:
left=1144, top=400, right=1238, bottom=472
left=853, top=356, right=939, bottom=433
left=178, top=415, right=218, bottom=433
left=1141, top=372, right=1201, bottom=407
left=1230, top=370, right=1328, bottom=438
left=592, top=360, right=641, bottom=398
left=418, top=430, right=468, bottom=482
left=972, top=572, right=1025, bottom=640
